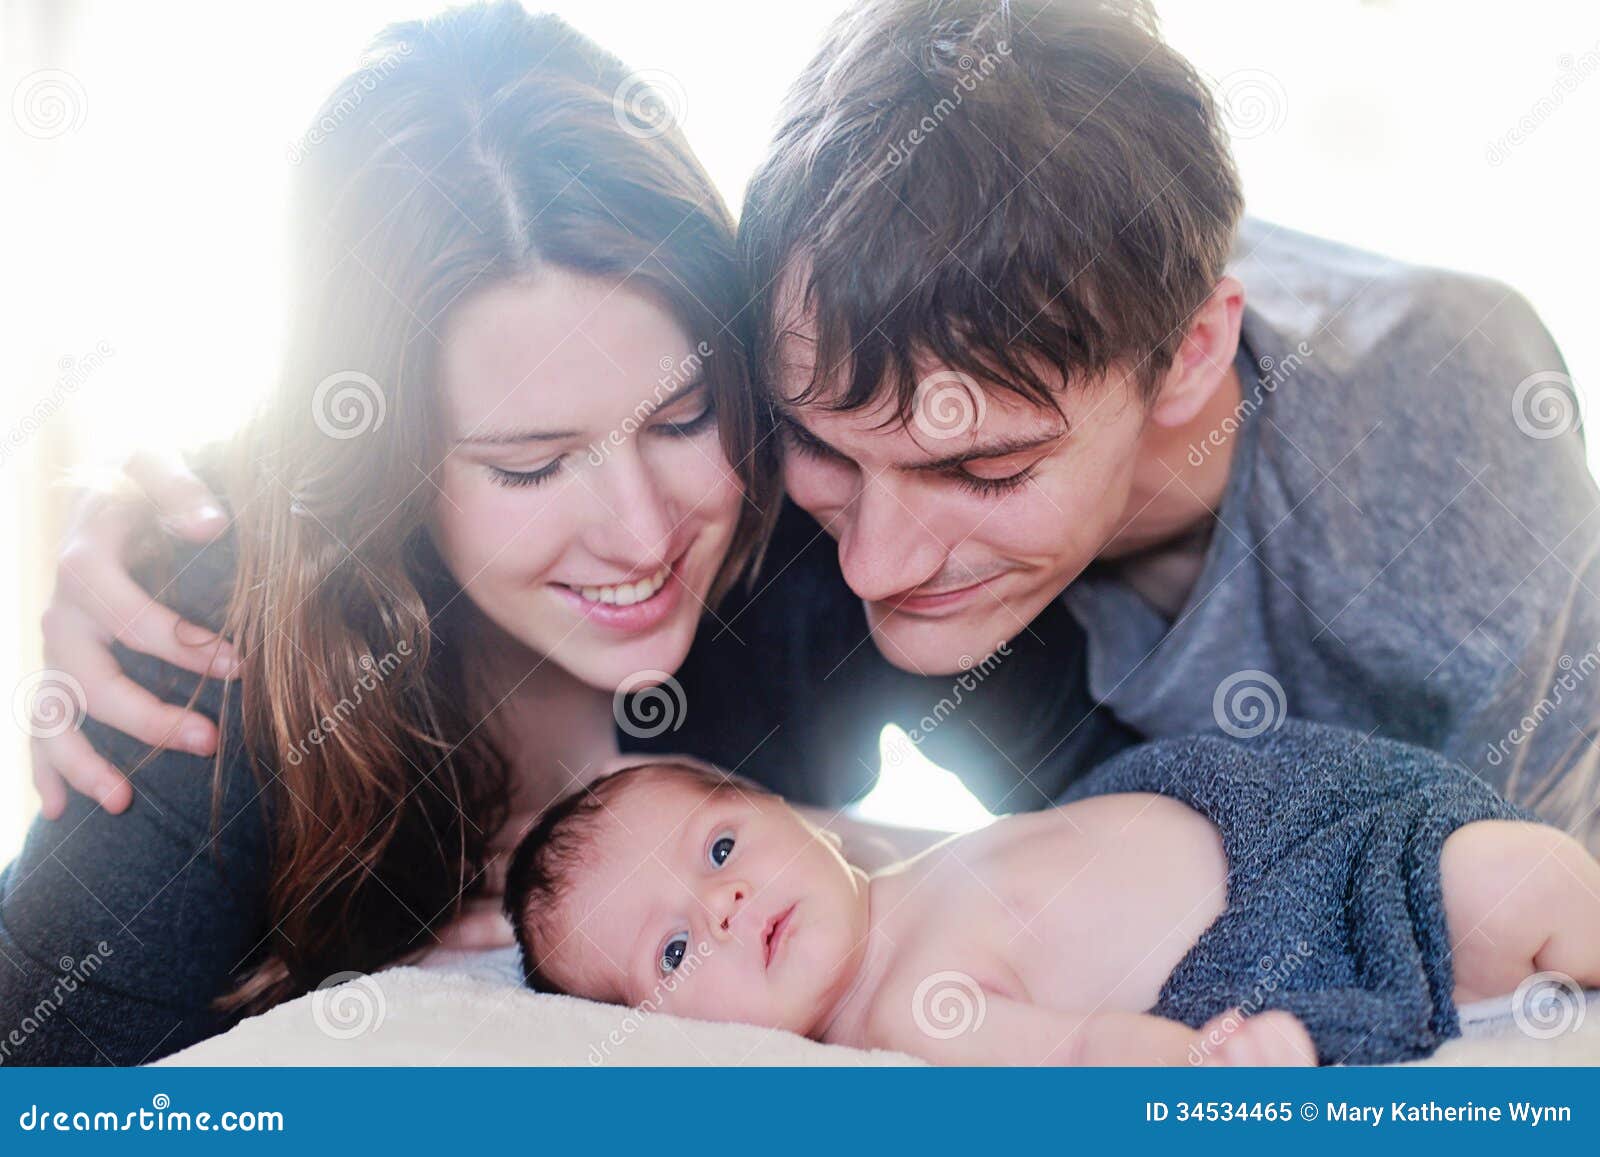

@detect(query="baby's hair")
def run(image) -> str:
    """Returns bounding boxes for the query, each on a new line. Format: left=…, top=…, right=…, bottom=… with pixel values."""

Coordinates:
left=502, top=757, right=768, bottom=995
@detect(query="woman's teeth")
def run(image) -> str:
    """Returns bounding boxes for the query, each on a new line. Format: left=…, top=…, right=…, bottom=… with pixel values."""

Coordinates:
left=573, top=567, right=669, bottom=607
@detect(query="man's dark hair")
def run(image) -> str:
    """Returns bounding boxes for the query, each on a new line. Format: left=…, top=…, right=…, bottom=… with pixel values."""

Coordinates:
left=740, top=0, right=1244, bottom=421
left=502, top=759, right=764, bottom=995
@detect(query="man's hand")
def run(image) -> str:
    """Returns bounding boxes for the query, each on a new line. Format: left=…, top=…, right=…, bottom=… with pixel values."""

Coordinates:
left=33, top=451, right=235, bottom=818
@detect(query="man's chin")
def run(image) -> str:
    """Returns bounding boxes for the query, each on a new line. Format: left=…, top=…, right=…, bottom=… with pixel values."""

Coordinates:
left=864, top=608, right=1012, bottom=677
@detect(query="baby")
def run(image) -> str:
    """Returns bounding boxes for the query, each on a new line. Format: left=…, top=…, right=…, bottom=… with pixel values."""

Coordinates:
left=505, top=721, right=1600, bottom=1065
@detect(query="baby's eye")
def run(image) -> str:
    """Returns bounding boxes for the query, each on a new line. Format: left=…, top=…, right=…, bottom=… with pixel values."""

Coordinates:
left=708, top=831, right=735, bottom=868
left=660, top=931, right=690, bottom=974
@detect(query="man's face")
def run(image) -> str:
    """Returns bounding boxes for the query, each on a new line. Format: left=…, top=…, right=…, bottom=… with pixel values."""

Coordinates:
left=776, top=340, right=1151, bottom=676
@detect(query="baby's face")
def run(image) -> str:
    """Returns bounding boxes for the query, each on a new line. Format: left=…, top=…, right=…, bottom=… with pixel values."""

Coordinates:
left=543, top=776, right=869, bottom=1035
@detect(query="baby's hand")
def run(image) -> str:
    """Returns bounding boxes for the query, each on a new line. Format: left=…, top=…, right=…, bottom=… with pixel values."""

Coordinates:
left=1193, top=1008, right=1316, bottom=1066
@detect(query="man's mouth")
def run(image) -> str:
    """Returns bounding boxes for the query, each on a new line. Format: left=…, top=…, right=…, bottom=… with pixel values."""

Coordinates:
left=763, top=903, right=797, bottom=968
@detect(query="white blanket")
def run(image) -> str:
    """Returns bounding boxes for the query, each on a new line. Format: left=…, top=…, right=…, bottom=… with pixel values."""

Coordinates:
left=159, top=948, right=1599, bottom=1067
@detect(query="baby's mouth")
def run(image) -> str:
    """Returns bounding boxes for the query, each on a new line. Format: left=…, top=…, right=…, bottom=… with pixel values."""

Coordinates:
left=763, top=903, right=797, bottom=969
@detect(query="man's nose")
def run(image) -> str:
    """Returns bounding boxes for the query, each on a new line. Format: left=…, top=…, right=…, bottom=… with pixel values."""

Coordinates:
left=706, top=880, right=751, bottom=943
left=836, top=476, right=946, bottom=603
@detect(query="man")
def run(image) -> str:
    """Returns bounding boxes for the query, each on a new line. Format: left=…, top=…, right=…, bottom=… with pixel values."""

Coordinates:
left=733, top=0, right=1599, bottom=843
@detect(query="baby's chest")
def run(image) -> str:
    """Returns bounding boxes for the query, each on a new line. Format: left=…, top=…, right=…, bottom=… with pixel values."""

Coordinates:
left=930, top=808, right=1230, bottom=1013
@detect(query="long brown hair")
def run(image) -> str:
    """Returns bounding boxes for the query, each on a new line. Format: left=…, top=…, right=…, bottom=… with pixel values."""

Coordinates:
left=215, top=2, right=778, bottom=1013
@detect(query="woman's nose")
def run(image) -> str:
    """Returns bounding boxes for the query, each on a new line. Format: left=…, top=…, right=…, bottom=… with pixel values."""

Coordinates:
left=706, top=880, right=751, bottom=942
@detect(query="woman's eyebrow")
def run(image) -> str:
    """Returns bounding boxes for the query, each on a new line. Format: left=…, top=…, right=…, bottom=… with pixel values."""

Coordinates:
left=453, top=427, right=581, bottom=447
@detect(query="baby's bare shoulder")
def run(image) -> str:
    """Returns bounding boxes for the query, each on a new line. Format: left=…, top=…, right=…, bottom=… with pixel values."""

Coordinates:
left=950, top=791, right=1216, bottom=866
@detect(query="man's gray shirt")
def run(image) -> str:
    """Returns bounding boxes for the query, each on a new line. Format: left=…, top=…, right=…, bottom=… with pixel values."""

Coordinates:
left=1065, top=219, right=1600, bottom=849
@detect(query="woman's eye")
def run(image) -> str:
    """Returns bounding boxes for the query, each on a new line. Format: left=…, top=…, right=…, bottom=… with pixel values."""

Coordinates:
left=657, top=402, right=715, bottom=437
left=488, top=459, right=565, bottom=489
left=708, top=832, right=735, bottom=867
left=660, top=931, right=690, bottom=974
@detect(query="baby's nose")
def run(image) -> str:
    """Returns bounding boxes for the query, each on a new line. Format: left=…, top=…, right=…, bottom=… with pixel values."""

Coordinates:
left=708, top=881, right=751, bottom=941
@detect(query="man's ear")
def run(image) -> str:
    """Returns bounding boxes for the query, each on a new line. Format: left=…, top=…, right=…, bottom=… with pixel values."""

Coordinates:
left=1146, top=275, right=1245, bottom=429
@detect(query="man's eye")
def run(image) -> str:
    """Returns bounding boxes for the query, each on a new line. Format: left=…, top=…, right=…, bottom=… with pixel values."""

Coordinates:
left=708, top=832, right=735, bottom=867
left=660, top=931, right=690, bottom=974
left=781, top=422, right=842, bottom=463
left=951, top=466, right=1034, bottom=498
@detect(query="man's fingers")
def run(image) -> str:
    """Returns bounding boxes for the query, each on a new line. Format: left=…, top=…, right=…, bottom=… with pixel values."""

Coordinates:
left=52, top=548, right=237, bottom=679
left=32, top=733, right=134, bottom=816
left=47, top=610, right=220, bottom=754
left=124, top=449, right=228, bottom=542
left=30, top=753, right=69, bottom=821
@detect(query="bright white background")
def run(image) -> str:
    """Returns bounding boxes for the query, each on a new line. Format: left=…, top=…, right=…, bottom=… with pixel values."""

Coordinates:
left=3, top=0, right=1598, bottom=859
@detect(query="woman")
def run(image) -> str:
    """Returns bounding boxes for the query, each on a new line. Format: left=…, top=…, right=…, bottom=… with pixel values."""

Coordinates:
left=5, top=2, right=796, bottom=1064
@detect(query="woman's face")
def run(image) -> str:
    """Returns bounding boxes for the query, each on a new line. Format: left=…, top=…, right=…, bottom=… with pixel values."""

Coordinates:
left=430, top=270, right=742, bottom=692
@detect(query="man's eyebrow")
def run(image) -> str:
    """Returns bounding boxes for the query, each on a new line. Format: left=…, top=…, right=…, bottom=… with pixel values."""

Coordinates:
left=778, top=409, right=1067, bottom=471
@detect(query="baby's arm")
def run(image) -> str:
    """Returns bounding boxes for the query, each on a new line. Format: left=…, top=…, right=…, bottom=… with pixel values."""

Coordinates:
left=871, top=991, right=1314, bottom=1067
